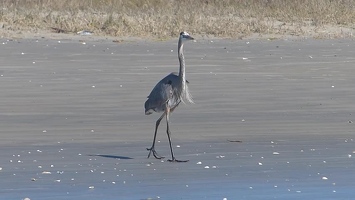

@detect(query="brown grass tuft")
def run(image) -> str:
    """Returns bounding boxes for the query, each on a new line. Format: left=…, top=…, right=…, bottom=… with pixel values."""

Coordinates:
left=0, top=0, right=354, bottom=39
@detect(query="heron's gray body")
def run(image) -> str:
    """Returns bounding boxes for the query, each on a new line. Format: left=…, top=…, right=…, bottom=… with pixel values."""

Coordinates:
left=144, top=72, right=191, bottom=115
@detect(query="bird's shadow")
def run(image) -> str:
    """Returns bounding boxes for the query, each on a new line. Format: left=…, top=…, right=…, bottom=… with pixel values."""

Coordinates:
left=88, top=154, right=133, bottom=160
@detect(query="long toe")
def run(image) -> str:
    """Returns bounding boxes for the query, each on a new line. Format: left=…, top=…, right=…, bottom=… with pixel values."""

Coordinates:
left=147, top=148, right=164, bottom=159
left=168, top=158, right=189, bottom=162
left=146, top=147, right=153, bottom=158
left=153, top=150, right=165, bottom=159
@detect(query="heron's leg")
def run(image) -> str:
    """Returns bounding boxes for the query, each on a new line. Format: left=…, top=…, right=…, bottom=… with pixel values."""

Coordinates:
left=147, top=112, right=165, bottom=159
left=170, top=101, right=180, bottom=113
left=166, top=107, right=188, bottom=163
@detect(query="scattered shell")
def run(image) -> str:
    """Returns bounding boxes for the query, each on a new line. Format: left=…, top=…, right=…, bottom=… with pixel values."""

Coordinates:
left=273, top=152, right=280, bottom=155
left=42, top=171, right=51, bottom=174
left=258, top=162, right=263, bottom=166
left=77, top=30, right=93, bottom=36
left=204, top=166, right=210, bottom=169
left=322, top=177, right=328, bottom=180
left=196, top=161, right=202, bottom=165
left=23, top=198, right=31, bottom=200
left=89, top=186, right=95, bottom=189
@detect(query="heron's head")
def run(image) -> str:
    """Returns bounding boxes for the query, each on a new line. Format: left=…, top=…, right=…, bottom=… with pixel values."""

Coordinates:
left=179, top=31, right=194, bottom=42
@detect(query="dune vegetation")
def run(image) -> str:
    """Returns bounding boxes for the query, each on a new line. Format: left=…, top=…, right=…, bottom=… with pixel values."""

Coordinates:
left=0, top=0, right=354, bottom=39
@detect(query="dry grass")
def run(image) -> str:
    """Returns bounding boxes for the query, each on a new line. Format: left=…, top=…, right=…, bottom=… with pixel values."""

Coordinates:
left=0, top=0, right=354, bottom=39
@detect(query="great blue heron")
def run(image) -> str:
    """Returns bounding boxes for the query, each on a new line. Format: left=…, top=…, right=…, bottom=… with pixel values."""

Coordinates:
left=144, top=31, right=195, bottom=162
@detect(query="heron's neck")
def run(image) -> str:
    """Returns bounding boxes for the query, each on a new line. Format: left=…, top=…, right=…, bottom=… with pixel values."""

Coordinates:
left=178, top=40, right=185, bottom=83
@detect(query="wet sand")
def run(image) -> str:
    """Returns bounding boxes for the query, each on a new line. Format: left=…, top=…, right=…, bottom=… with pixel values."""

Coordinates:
left=0, top=37, right=355, bottom=199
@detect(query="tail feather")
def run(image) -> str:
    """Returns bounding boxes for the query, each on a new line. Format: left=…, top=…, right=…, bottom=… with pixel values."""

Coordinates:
left=144, top=99, right=153, bottom=115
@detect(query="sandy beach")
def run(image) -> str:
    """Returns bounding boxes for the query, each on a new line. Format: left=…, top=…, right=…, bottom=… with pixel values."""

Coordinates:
left=0, top=35, right=355, bottom=199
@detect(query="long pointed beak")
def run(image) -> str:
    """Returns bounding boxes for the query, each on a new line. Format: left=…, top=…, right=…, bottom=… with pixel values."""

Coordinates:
left=184, top=35, right=194, bottom=40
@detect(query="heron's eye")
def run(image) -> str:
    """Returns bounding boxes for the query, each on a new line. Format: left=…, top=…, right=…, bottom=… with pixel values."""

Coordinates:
left=167, top=80, right=172, bottom=85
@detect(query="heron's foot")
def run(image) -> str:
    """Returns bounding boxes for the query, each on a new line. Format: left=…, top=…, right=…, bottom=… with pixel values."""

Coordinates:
left=146, top=147, right=165, bottom=159
left=168, top=157, right=189, bottom=163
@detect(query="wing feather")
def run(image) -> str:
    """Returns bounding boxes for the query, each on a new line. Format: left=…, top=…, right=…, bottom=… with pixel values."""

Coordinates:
left=144, top=72, right=192, bottom=115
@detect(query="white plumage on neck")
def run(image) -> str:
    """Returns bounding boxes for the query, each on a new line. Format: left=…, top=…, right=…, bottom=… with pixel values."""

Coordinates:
left=178, top=36, right=194, bottom=104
